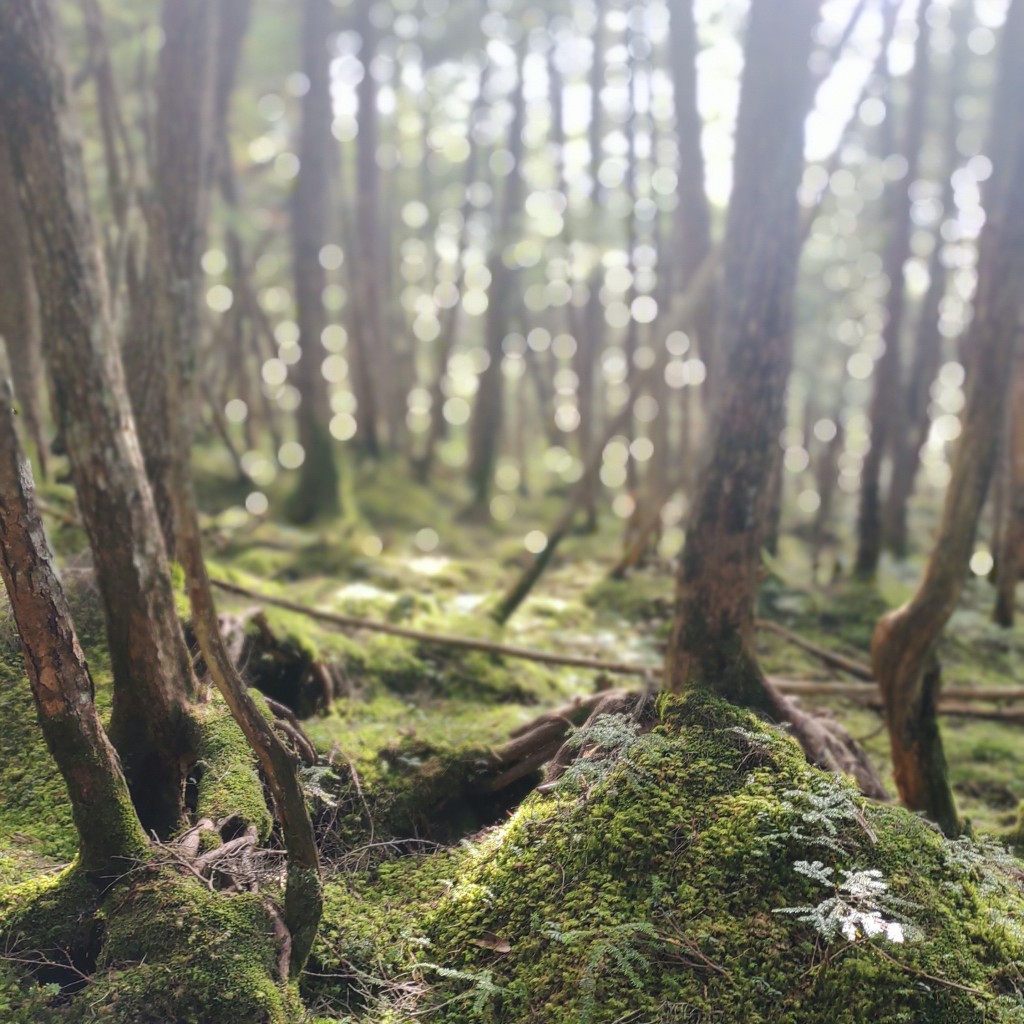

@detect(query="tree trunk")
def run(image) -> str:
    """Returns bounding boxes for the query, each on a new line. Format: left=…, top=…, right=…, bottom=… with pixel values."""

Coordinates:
left=0, top=0, right=198, bottom=834
left=854, top=0, right=931, bottom=578
left=993, top=349, right=1024, bottom=626
left=575, top=0, right=606, bottom=533
left=0, top=378, right=149, bottom=878
left=467, top=40, right=527, bottom=512
left=0, top=140, right=48, bottom=480
left=872, top=0, right=1024, bottom=835
left=664, top=0, right=819, bottom=710
left=414, top=61, right=493, bottom=482
left=883, top=0, right=969, bottom=559
left=288, top=0, right=342, bottom=524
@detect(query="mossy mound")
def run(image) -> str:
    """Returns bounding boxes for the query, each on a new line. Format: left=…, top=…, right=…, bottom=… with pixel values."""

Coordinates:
left=314, top=692, right=1024, bottom=1023
left=0, top=867, right=302, bottom=1024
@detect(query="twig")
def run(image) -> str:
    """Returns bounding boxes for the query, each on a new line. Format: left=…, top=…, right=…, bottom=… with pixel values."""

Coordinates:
left=757, top=619, right=873, bottom=680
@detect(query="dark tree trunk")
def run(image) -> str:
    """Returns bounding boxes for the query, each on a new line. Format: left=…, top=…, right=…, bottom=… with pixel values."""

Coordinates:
left=664, top=0, right=818, bottom=710
left=575, top=0, right=606, bottom=532
left=0, top=378, right=149, bottom=878
left=994, top=349, right=1024, bottom=626
left=467, top=40, right=526, bottom=511
left=124, top=0, right=216, bottom=558
left=883, top=1, right=969, bottom=558
left=872, top=0, right=1024, bottom=835
left=349, top=0, right=388, bottom=455
left=288, top=0, right=342, bottom=524
left=0, top=140, right=48, bottom=479
left=413, top=63, right=492, bottom=482
left=0, top=0, right=198, bottom=834
left=854, top=0, right=932, bottom=578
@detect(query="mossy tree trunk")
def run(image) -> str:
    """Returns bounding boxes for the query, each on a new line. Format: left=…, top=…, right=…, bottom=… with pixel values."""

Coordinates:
left=664, top=0, right=819, bottom=711
left=854, top=0, right=932, bottom=579
left=872, top=0, right=1024, bottom=835
left=125, top=0, right=217, bottom=558
left=467, top=39, right=527, bottom=512
left=288, top=0, right=342, bottom=524
left=0, top=379, right=149, bottom=877
left=0, top=0, right=198, bottom=835
left=0, top=138, right=48, bottom=480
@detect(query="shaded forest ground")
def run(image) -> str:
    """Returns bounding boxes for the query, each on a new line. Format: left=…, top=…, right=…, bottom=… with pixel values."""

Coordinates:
left=2, top=456, right=1023, bottom=1021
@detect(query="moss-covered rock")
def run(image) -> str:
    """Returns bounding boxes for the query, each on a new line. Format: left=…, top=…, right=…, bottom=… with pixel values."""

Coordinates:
left=313, top=693, right=1024, bottom=1023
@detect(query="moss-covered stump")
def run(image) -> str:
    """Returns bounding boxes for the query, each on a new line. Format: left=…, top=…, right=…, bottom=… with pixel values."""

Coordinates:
left=0, top=867, right=303, bottom=1024
left=312, top=693, right=1024, bottom=1023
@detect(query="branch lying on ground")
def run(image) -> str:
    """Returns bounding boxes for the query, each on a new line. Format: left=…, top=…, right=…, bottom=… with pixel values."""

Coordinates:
left=209, top=578, right=1024, bottom=713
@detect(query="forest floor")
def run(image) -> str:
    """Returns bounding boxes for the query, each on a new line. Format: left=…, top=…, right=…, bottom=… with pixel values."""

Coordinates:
left=2, top=457, right=1024, bottom=1022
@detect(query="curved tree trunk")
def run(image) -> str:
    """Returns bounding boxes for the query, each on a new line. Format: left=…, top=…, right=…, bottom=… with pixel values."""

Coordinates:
left=872, top=0, right=1024, bottom=835
left=0, top=378, right=149, bottom=878
left=288, top=0, right=342, bottom=524
left=0, top=0, right=199, bottom=835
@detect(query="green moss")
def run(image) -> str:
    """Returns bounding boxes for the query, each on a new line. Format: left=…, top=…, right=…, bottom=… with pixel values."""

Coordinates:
left=190, top=696, right=274, bottom=841
left=313, top=694, right=1024, bottom=1023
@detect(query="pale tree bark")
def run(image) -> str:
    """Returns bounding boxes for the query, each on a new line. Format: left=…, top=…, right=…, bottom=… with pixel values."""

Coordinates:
left=0, top=378, right=149, bottom=878
left=0, top=140, right=48, bottom=480
left=0, top=0, right=198, bottom=834
left=125, top=0, right=217, bottom=557
left=855, top=0, right=932, bottom=578
left=467, top=39, right=527, bottom=512
left=871, top=0, right=1024, bottom=835
left=289, top=0, right=342, bottom=524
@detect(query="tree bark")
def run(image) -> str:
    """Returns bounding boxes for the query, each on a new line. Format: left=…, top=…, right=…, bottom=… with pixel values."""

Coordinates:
left=288, top=0, right=342, bottom=524
left=0, top=379, right=149, bottom=878
left=0, top=0, right=198, bottom=834
left=855, top=0, right=932, bottom=578
left=872, top=0, right=1024, bottom=835
left=664, top=0, right=819, bottom=709
left=467, top=40, right=527, bottom=512
left=993, top=348, right=1024, bottom=626
left=0, top=139, right=48, bottom=480
left=124, top=0, right=216, bottom=558
left=883, top=0, right=969, bottom=559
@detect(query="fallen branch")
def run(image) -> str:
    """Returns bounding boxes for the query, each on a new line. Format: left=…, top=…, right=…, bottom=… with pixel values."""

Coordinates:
left=210, top=578, right=1024, bottom=712
left=757, top=620, right=873, bottom=680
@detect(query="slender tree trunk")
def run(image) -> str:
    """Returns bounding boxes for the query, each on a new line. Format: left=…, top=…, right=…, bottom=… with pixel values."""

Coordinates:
left=664, top=0, right=819, bottom=710
left=350, top=0, right=390, bottom=454
left=855, top=0, right=932, bottom=578
left=124, top=0, right=216, bottom=557
left=872, top=0, right=1024, bottom=835
left=994, top=348, right=1024, bottom=626
left=575, top=0, right=606, bottom=532
left=289, top=0, right=342, bottom=523
left=0, top=378, right=149, bottom=878
left=667, top=0, right=714, bottom=367
left=413, top=66, right=492, bottom=481
left=0, top=141, right=48, bottom=479
left=467, top=40, right=526, bottom=511
left=0, top=0, right=198, bottom=834
left=883, top=1, right=969, bottom=558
